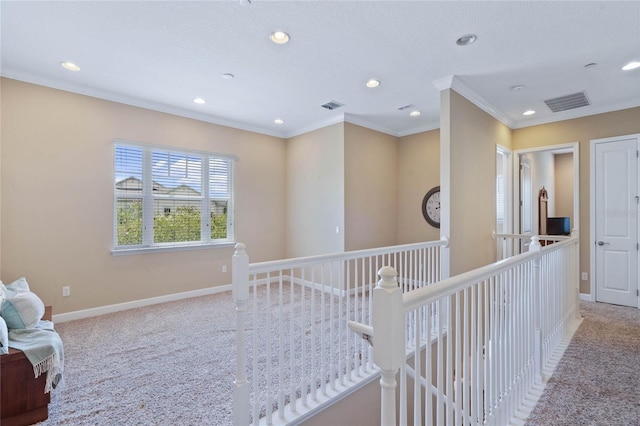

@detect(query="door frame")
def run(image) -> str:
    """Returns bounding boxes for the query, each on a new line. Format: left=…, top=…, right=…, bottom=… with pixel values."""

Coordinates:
left=513, top=142, right=580, bottom=236
left=589, top=133, right=640, bottom=308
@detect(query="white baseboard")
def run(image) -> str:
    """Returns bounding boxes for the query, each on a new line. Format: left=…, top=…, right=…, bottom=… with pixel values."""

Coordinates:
left=52, top=284, right=232, bottom=323
left=579, top=293, right=593, bottom=302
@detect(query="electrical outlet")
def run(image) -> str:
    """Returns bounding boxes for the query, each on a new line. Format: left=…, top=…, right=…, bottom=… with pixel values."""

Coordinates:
left=62, top=286, right=71, bottom=297
left=222, top=265, right=227, bottom=273
left=581, top=272, right=588, bottom=281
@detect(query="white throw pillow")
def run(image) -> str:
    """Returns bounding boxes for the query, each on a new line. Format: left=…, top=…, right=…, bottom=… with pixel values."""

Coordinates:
left=0, top=316, right=8, bottom=354
left=4, top=277, right=31, bottom=296
left=0, top=278, right=45, bottom=329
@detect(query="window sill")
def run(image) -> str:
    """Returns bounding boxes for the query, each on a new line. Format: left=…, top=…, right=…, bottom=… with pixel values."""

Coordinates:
left=111, top=241, right=236, bottom=256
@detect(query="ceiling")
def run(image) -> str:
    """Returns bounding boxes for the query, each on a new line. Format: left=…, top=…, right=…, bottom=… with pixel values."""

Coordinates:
left=2, top=1, right=639, bottom=138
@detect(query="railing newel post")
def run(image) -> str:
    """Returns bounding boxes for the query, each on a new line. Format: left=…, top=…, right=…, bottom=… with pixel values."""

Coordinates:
left=373, top=266, right=405, bottom=426
left=232, top=243, right=250, bottom=426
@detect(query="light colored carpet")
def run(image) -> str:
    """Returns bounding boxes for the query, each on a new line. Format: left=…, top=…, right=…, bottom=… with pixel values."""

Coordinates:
left=41, top=283, right=369, bottom=425
left=43, top=291, right=239, bottom=425
left=43, top=295, right=637, bottom=425
left=525, top=302, right=640, bottom=426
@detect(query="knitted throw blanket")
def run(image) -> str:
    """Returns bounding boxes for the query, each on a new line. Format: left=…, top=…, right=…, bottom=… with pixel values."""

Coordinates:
left=8, top=319, right=64, bottom=393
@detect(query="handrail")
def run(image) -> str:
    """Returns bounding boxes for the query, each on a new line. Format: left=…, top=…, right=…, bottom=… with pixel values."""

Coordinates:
left=404, top=235, right=577, bottom=313
left=370, top=232, right=581, bottom=426
left=492, top=231, right=571, bottom=241
left=248, top=238, right=448, bottom=273
left=233, top=238, right=447, bottom=425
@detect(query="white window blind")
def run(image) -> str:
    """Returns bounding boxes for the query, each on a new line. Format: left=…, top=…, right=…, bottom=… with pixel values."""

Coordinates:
left=114, top=142, right=235, bottom=252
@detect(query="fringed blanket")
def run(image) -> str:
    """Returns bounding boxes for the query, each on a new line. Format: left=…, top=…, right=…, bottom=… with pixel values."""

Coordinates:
left=8, top=319, right=64, bottom=393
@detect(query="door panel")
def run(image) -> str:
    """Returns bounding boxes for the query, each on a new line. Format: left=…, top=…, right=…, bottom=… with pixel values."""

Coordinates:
left=594, top=137, right=638, bottom=307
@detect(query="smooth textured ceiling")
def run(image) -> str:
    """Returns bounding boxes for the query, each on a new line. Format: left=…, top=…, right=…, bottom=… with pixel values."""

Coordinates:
left=2, top=1, right=639, bottom=138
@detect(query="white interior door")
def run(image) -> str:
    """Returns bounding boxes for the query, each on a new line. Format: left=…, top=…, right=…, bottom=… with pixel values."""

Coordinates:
left=594, top=136, right=639, bottom=307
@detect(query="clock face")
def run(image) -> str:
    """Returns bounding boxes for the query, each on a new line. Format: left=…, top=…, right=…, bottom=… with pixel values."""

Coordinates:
left=422, top=186, right=440, bottom=228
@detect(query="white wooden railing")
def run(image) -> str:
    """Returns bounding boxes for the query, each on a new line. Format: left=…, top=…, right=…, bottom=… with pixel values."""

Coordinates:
left=493, top=231, right=572, bottom=260
left=232, top=239, right=448, bottom=425
left=365, top=233, right=581, bottom=425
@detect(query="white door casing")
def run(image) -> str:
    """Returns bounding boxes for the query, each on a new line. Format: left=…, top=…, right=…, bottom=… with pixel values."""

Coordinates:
left=520, top=155, right=532, bottom=252
left=591, top=134, right=639, bottom=308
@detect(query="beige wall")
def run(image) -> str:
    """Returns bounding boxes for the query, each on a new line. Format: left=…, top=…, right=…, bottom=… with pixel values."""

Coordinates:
left=285, top=123, right=345, bottom=258
left=344, top=123, right=398, bottom=251
left=397, top=129, right=440, bottom=244
left=1, top=78, right=287, bottom=313
left=554, top=152, right=574, bottom=223
left=443, top=90, right=512, bottom=276
left=512, top=107, right=640, bottom=293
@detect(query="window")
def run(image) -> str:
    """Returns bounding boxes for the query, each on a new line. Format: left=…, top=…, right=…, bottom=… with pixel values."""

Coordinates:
left=113, top=141, right=235, bottom=252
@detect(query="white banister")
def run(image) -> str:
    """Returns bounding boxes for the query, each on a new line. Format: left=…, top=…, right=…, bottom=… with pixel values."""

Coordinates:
left=365, top=233, right=580, bottom=426
left=232, top=243, right=250, bottom=426
left=233, top=239, right=446, bottom=425
left=373, top=266, right=405, bottom=426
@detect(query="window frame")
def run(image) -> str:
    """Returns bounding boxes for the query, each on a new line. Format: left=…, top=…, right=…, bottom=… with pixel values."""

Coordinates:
left=112, top=140, right=236, bottom=255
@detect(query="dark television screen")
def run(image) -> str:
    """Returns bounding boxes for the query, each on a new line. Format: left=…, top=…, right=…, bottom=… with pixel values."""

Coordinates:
left=547, top=217, right=570, bottom=236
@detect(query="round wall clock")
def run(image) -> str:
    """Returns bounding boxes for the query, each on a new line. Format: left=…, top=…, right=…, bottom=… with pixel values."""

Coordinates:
left=422, top=186, right=440, bottom=228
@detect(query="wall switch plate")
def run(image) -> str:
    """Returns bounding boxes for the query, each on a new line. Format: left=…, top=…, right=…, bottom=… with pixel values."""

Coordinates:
left=62, top=286, right=71, bottom=297
left=581, top=272, right=588, bottom=281
left=222, top=265, right=227, bottom=273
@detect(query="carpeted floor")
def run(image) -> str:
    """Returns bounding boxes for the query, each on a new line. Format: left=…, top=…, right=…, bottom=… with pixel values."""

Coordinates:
left=41, top=297, right=639, bottom=425
left=525, top=301, right=640, bottom=426
left=41, top=283, right=367, bottom=425
left=43, top=292, right=239, bottom=425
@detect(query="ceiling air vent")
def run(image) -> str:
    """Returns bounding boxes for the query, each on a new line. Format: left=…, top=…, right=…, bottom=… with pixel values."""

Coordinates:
left=544, top=91, right=590, bottom=113
left=321, top=100, right=345, bottom=110
left=398, top=104, right=415, bottom=111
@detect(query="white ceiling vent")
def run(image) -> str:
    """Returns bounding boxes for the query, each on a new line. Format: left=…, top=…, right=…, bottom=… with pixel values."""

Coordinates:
left=321, top=101, right=345, bottom=110
left=544, top=91, right=590, bottom=113
left=398, top=104, right=415, bottom=111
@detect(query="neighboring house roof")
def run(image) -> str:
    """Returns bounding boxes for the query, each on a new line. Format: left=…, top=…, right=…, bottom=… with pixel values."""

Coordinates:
left=168, top=185, right=200, bottom=197
left=115, top=177, right=199, bottom=195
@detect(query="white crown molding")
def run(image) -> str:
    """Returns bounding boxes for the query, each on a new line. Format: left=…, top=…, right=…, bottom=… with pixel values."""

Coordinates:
left=511, top=98, right=640, bottom=129
left=396, top=121, right=440, bottom=137
left=1, top=69, right=287, bottom=138
left=432, top=74, right=515, bottom=129
left=432, top=75, right=455, bottom=91
left=343, top=113, right=399, bottom=137
left=284, top=114, right=347, bottom=139
left=450, top=77, right=516, bottom=128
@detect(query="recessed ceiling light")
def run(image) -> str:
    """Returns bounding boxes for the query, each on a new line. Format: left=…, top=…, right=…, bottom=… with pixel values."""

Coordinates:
left=270, top=31, right=290, bottom=44
left=523, top=110, right=536, bottom=116
left=456, top=34, right=477, bottom=46
left=193, top=98, right=206, bottom=105
left=366, top=79, right=380, bottom=88
left=622, top=61, right=640, bottom=71
left=274, top=119, right=284, bottom=124
left=222, top=73, right=235, bottom=79
left=60, top=61, right=80, bottom=71
left=510, top=85, right=524, bottom=92
left=409, top=110, right=421, bottom=117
